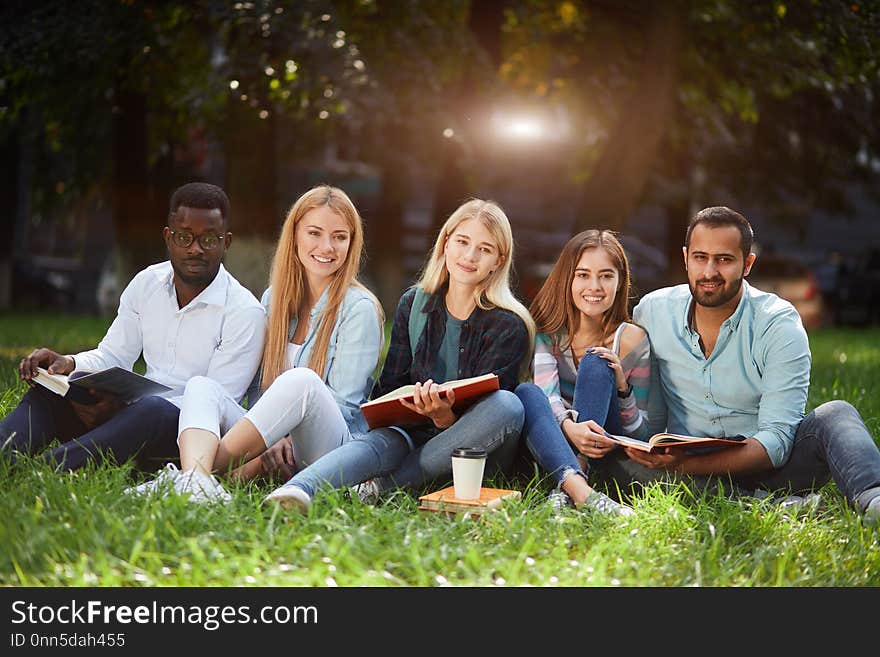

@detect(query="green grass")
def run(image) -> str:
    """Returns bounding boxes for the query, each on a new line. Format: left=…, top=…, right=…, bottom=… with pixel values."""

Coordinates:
left=1, top=313, right=878, bottom=586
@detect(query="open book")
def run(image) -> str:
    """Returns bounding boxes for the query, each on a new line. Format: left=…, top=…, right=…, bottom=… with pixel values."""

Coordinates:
left=32, top=366, right=172, bottom=405
left=361, top=373, right=499, bottom=430
left=605, top=431, right=747, bottom=453
left=418, top=486, right=521, bottom=516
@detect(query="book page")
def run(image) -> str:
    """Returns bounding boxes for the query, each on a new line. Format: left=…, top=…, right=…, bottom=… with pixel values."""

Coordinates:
left=651, top=433, right=746, bottom=447
left=369, top=384, right=417, bottom=404
left=367, top=373, right=497, bottom=405
left=34, top=368, right=70, bottom=396
left=651, top=433, right=716, bottom=445
left=605, top=433, right=651, bottom=450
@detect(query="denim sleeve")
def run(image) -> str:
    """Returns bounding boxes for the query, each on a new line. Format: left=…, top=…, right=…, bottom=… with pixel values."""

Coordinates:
left=753, top=312, right=811, bottom=467
left=326, top=296, right=383, bottom=413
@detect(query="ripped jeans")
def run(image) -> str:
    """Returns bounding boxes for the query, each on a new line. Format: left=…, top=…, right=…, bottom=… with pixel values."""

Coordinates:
left=515, top=351, right=623, bottom=488
left=284, top=389, right=524, bottom=497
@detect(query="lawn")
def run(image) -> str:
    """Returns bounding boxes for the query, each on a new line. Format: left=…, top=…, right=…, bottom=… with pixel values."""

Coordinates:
left=0, top=313, right=878, bottom=587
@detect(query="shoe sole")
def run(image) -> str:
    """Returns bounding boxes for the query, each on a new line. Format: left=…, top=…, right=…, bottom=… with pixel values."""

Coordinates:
left=262, top=490, right=309, bottom=514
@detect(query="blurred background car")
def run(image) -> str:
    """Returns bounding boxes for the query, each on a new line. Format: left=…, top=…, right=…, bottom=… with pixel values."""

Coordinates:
left=826, top=248, right=880, bottom=327
left=748, top=253, right=824, bottom=329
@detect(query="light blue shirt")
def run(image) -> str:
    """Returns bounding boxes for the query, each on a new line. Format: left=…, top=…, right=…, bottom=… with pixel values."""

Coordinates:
left=633, top=280, right=811, bottom=468
left=248, top=284, right=383, bottom=436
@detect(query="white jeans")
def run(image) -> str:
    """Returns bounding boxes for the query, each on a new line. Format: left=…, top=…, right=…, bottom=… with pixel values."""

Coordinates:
left=177, top=368, right=351, bottom=470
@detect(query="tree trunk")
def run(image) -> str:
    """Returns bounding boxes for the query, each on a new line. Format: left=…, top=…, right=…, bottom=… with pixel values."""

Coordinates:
left=370, top=160, right=408, bottom=314
left=0, top=132, right=18, bottom=310
left=663, top=197, right=691, bottom=286
left=223, top=100, right=280, bottom=240
left=576, top=4, right=683, bottom=232
left=112, top=89, right=163, bottom=283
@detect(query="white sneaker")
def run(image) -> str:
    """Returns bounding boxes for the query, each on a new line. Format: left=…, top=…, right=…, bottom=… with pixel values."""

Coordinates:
left=124, top=463, right=181, bottom=497
left=175, top=468, right=232, bottom=504
left=262, top=485, right=311, bottom=514
left=353, top=479, right=381, bottom=504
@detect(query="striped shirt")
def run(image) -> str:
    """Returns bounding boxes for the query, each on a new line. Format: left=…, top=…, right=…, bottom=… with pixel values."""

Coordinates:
left=532, top=322, right=650, bottom=439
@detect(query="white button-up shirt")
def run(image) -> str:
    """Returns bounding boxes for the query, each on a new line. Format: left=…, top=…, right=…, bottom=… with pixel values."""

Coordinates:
left=72, top=261, right=266, bottom=407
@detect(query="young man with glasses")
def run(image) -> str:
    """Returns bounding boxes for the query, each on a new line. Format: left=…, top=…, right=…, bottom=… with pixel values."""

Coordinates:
left=1, top=182, right=266, bottom=473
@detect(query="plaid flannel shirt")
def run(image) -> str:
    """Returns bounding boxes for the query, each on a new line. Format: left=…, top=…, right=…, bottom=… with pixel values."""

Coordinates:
left=372, top=286, right=529, bottom=399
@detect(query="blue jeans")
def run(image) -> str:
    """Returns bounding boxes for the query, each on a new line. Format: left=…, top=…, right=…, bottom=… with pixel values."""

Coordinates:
left=284, top=390, right=524, bottom=497
left=593, top=400, right=880, bottom=512
left=0, top=386, right=180, bottom=472
left=516, top=351, right=622, bottom=487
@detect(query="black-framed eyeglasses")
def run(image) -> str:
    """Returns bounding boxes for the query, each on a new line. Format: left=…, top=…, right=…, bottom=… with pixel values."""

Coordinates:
left=168, top=229, right=225, bottom=251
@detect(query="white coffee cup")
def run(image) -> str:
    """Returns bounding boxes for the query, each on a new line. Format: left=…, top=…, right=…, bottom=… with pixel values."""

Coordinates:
left=451, top=447, right=487, bottom=500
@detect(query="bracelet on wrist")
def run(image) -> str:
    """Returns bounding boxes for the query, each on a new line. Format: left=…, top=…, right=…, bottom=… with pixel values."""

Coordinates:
left=617, top=383, right=633, bottom=398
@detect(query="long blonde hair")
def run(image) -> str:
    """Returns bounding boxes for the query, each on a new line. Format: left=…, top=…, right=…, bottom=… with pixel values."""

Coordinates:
left=416, top=199, right=536, bottom=371
left=260, top=185, right=382, bottom=390
left=529, top=229, right=632, bottom=351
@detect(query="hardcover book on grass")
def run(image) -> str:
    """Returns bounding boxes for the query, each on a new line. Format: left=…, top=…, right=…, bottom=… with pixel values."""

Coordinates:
left=417, top=485, right=521, bottom=516
left=32, top=366, right=172, bottom=405
left=361, top=373, right=499, bottom=430
left=605, top=431, right=747, bottom=453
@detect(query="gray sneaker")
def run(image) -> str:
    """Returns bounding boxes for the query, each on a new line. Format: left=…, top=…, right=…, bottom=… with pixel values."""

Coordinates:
left=582, top=491, right=635, bottom=517
left=547, top=489, right=574, bottom=512
left=353, top=479, right=381, bottom=504
left=777, top=492, right=822, bottom=512
left=749, top=490, right=822, bottom=513
left=863, top=496, right=880, bottom=527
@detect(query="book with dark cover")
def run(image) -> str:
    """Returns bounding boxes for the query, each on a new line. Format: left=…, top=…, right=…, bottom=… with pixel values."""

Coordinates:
left=33, top=366, right=171, bottom=405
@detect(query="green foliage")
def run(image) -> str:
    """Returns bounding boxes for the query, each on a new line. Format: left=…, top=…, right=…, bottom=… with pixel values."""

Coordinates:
left=0, top=317, right=878, bottom=586
left=497, top=0, right=880, bottom=215
left=1, top=2, right=209, bottom=193
left=0, top=1, right=480, bottom=223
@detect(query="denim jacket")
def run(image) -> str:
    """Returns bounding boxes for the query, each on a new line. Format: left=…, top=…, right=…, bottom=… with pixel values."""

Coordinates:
left=246, top=284, right=383, bottom=436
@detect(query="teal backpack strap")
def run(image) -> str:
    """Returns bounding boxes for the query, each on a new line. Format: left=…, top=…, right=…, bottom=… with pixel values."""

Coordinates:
left=408, top=286, right=430, bottom=358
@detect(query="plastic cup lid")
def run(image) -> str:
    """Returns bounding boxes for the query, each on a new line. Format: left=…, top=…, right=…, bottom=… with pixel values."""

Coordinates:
left=451, top=447, right=487, bottom=459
